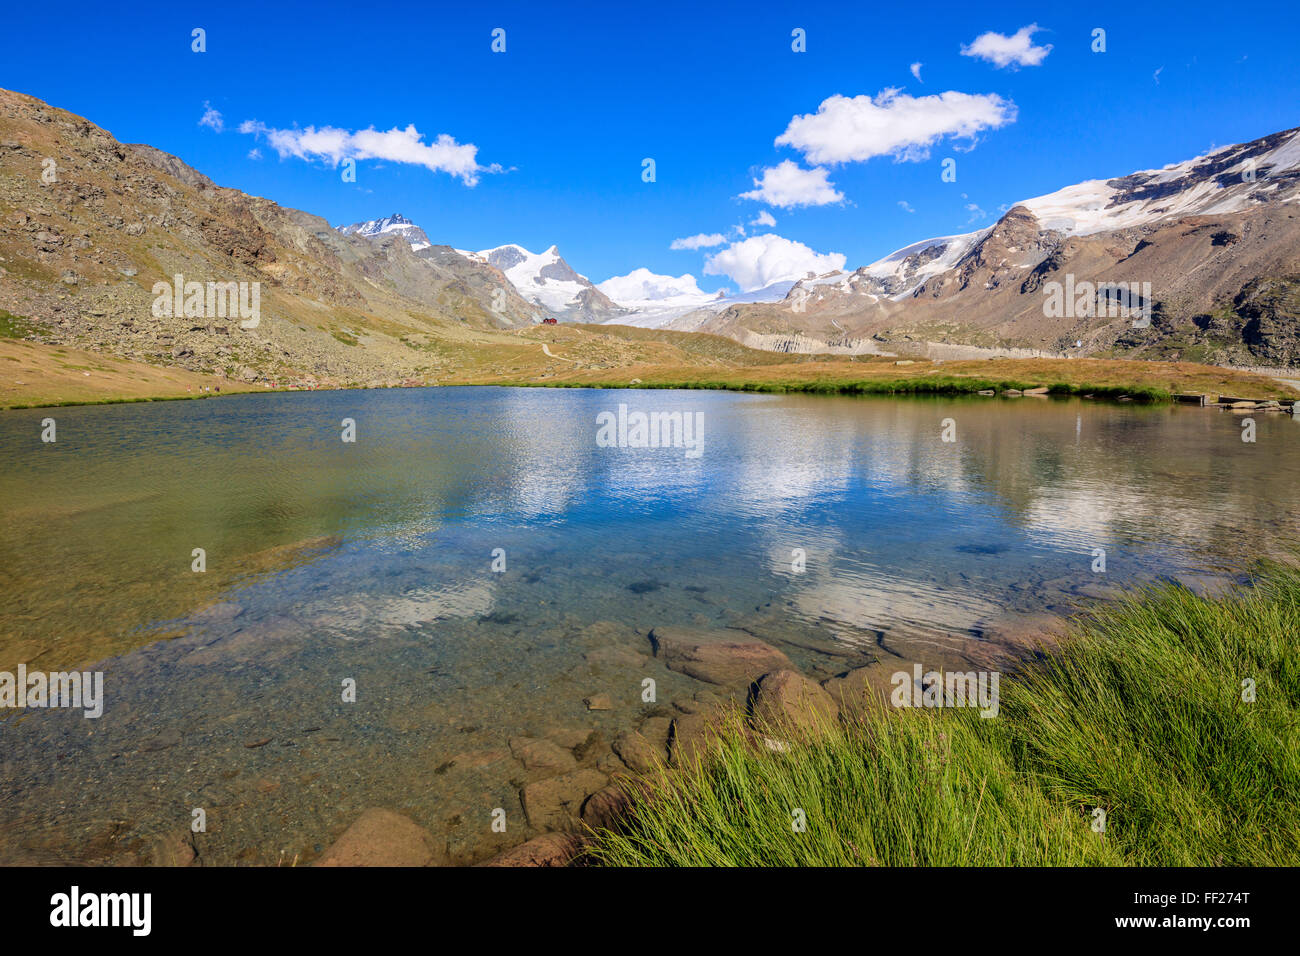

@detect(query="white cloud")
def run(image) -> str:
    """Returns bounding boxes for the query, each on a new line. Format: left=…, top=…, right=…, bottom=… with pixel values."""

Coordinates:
left=739, top=160, right=844, bottom=208
left=965, top=202, right=987, bottom=223
left=238, top=120, right=498, bottom=186
left=898, top=200, right=915, bottom=213
left=596, top=268, right=717, bottom=309
left=199, top=102, right=224, bottom=133
left=704, top=234, right=846, bottom=292
left=910, top=62, right=923, bottom=82
left=750, top=210, right=777, bottom=228
left=247, top=147, right=262, bottom=160
left=670, top=233, right=727, bottom=251
left=960, top=24, right=1052, bottom=69
left=774, top=88, right=1017, bottom=165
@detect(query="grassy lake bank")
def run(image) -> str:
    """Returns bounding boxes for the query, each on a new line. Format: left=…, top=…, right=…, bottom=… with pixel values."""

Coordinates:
left=4, top=329, right=1299, bottom=410
left=585, top=561, right=1300, bottom=867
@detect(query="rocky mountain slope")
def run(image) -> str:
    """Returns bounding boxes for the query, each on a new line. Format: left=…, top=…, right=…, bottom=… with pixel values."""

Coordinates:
left=664, top=128, right=1300, bottom=366
left=334, top=214, right=631, bottom=324
left=0, top=88, right=542, bottom=387
left=4, top=84, right=1296, bottom=382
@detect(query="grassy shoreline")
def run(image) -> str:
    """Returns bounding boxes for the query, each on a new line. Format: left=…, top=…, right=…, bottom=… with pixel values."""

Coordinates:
left=522, top=376, right=1175, bottom=402
left=6, top=365, right=1294, bottom=411
left=1, top=378, right=1176, bottom=411
left=586, top=561, right=1300, bottom=866
left=5, top=332, right=1298, bottom=410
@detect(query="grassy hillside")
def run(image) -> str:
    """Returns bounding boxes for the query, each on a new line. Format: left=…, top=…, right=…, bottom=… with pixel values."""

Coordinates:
left=0, top=337, right=256, bottom=408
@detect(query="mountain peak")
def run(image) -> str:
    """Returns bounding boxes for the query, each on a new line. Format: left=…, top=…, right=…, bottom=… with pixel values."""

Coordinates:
left=465, top=242, right=626, bottom=321
left=336, top=213, right=431, bottom=251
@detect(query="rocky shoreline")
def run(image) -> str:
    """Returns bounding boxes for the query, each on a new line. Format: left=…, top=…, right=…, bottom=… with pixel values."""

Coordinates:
left=296, top=622, right=1046, bottom=868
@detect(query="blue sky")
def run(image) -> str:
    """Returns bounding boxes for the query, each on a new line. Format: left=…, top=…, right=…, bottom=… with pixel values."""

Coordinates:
left=4, top=0, right=1299, bottom=293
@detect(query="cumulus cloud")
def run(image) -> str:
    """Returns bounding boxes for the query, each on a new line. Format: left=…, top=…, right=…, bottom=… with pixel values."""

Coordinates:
left=596, top=268, right=714, bottom=307
left=750, top=210, right=777, bottom=228
left=704, top=234, right=846, bottom=292
left=738, top=160, right=844, bottom=208
left=774, top=89, right=1017, bottom=165
left=910, top=62, right=923, bottom=82
left=238, top=120, right=498, bottom=185
left=960, top=24, right=1053, bottom=69
left=670, top=233, right=727, bottom=251
left=199, top=102, right=224, bottom=133
left=898, top=200, right=915, bottom=213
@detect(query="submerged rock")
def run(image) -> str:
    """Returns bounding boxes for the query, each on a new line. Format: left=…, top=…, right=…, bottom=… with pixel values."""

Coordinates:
left=821, top=664, right=900, bottom=717
left=479, top=833, right=586, bottom=867
left=749, top=669, right=839, bottom=733
left=612, top=728, right=667, bottom=773
left=668, top=709, right=727, bottom=766
left=649, top=627, right=792, bottom=687
left=521, top=769, right=608, bottom=831
left=316, top=808, right=443, bottom=867
left=584, top=645, right=649, bottom=669
left=581, top=784, right=633, bottom=830
left=509, top=736, right=578, bottom=773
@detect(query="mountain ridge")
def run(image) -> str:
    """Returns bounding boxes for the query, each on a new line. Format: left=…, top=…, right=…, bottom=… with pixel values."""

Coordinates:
left=655, top=126, right=1300, bottom=365
left=0, top=87, right=548, bottom=388
left=2, top=84, right=1298, bottom=384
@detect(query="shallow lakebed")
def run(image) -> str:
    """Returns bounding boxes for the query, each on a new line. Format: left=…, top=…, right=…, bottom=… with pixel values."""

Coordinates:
left=1, top=386, right=1297, bottom=864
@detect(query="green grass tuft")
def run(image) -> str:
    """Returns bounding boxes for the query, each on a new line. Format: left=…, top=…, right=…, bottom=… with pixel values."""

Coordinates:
left=587, top=561, right=1300, bottom=866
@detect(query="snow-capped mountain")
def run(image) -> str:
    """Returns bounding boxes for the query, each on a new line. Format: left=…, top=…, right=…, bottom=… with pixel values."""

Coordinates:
left=333, top=213, right=537, bottom=328
left=843, top=126, right=1300, bottom=304
left=459, top=244, right=627, bottom=322
left=336, top=213, right=432, bottom=251
left=672, top=125, right=1300, bottom=364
